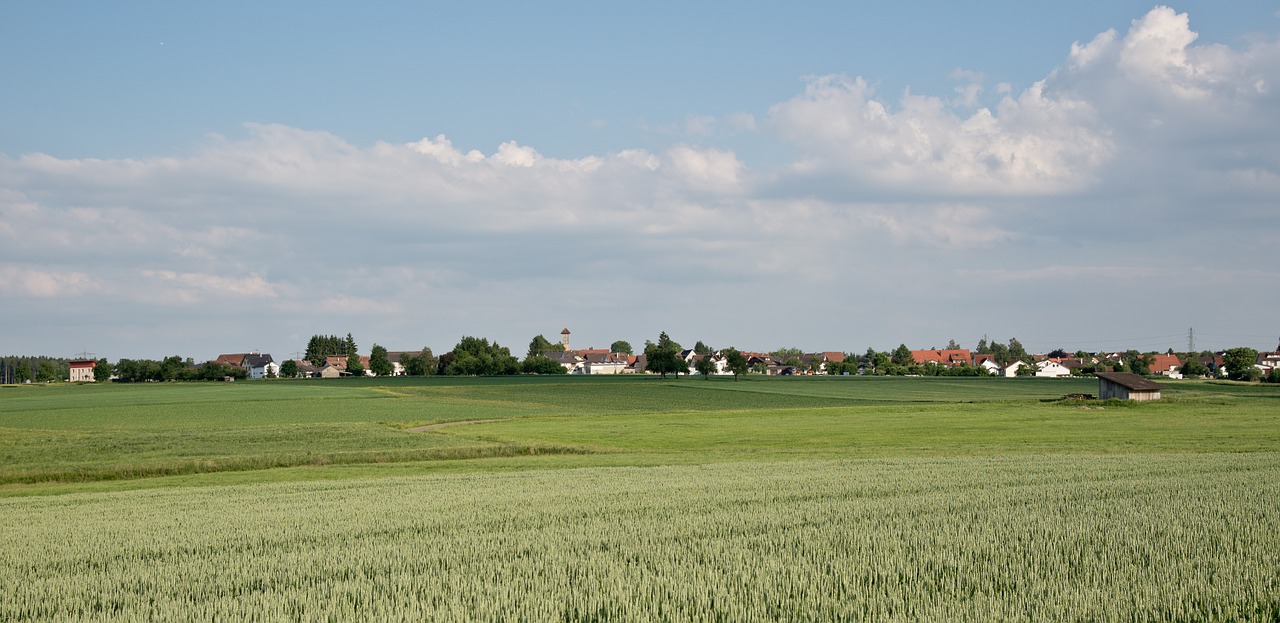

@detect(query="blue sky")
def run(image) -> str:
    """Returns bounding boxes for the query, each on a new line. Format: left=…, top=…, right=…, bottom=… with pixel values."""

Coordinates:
left=2, top=3, right=1279, bottom=360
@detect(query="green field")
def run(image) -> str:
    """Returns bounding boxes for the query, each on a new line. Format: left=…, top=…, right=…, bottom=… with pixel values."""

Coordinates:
left=2, top=376, right=1278, bottom=620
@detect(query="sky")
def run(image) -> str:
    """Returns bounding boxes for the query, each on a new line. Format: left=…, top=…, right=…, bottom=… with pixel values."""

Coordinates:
left=2, top=2, right=1279, bottom=361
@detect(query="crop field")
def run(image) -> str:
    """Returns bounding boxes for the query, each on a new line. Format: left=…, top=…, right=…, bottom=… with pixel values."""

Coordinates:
left=2, top=375, right=1278, bottom=620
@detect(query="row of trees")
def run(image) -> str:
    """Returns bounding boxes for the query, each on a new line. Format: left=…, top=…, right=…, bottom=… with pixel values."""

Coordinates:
left=112, top=357, right=249, bottom=382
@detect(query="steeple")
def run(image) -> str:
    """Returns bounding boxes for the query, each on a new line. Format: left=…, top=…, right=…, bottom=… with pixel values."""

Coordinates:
left=560, top=328, right=571, bottom=351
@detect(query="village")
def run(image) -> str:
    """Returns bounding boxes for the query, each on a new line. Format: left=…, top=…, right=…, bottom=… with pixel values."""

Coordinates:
left=21, top=328, right=1279, bottom=391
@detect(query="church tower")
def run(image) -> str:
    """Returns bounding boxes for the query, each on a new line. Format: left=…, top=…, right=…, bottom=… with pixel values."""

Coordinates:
left=560, top=328, right=571, bottom=351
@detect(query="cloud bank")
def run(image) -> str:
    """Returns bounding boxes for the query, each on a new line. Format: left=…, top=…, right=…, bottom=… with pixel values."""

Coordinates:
left=2, top=7, right=1277, bottom=357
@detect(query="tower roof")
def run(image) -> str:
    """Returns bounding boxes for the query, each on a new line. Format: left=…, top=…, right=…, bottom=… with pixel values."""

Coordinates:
left=561, top=328, right=571, bottom=334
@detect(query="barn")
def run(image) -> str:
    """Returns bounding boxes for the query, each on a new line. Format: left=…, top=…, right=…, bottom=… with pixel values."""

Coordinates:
left=1096, top=372, right=1164, bottom=401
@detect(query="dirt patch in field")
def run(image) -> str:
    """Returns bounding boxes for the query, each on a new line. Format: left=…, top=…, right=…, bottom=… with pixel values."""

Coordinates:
left=407, top=419, right=501, bottom=432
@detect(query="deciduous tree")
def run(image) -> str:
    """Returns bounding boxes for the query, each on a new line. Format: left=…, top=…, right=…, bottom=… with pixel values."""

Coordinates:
left=644, top=331, right=684, bottom=379
left=722, top=348, right=747, bottom=380
left=369, top=345, right=393, bottom=377
left=1223, top=347, right=1259, bottom=381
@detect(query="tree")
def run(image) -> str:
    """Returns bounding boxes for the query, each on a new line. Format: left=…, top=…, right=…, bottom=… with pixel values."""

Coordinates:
left=401, top=348, right=438, bottom=376
left=722, top=348, right=748, bottom=380
left=527, top=334, right=564, bottom=359
left=695, top=354, right=716, bottom=379
left=1223, top=347, right=1260, bottom=381
left=693, top=341, right=712, bottom=356
left=346, top=350, right=364, bottom=377
left=279, top=359, right=299, bottom=379
left=369, top=344, right=393, bottom=377
left=610, top=340, right=633, bottom=355
left=93, top=358, right=113, bottom=382
left=644, top=331, right=684, bottom=379
left=522, top=355, right=568, bottom=375
left=946, top=339, right=961, bottom=350
left=1123, top=350, right=1153, bottom=376
left=305, top=334, right=356, bottom=367
left=444, top=337, right=520, bottom=376
left=975, top=335, right=991, bottom=354
left=1047, top=348, right=1069, bottom=359
left=771, top=347, right=804, bottom=359
left=1007, top=338, right=1029, bottom=364
left=1179, top=358, right=1209, bottom=378
left=891, top=344, right=914, bottom=366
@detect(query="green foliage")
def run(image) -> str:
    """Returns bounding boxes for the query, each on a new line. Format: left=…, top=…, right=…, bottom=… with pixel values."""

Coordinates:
left=346, top=351, right=364, bottom=377
left=693, top=341, right=712, bottom=356
left=526, top=334, right=564, bottom=359
left=368, top=345, right=393, bottom=377
left=400, top=348, right=438, bottom=376
left=93, top=358, right=112, bottom=382
left=279, top=360, right=298, bottom=379
left=304, top=334, right=357, bottom=367
left=1180, top=358, right=1210, bottom=378
left=522, top=355, right=568, bottom=375
left=694, top=354, right=716, bottom=378
left=446, top=337, right=519, bottom=376
left=770, top=347, right=804, bottom=358
left=1223, top=347, right=1260, bottom=381
left=722, top=348, right=748, bottom=380
left=643, top=332, right=684, bottom=379
left=891, top=344, right=913, bottom=366
left=1007, top=338, right=1029, bottom=364
left=1124, top=350, right=1153, bottom=376
left=610, top=340, right=633, bottom=355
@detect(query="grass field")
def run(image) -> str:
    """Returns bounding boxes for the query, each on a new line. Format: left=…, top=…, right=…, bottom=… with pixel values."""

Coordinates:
left=1, top=375, right=1278, bottom=620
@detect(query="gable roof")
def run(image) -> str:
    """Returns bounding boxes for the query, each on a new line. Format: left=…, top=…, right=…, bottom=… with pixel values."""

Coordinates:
left=243, top=353, right=274, bottom=368
left=214, top=353, right=249, bottom=367
left=911, top=349, right=972, bottom=365
left=1148, top=354, right=1182, bottom=372
left=1096, top=372, right=1164, bottom=391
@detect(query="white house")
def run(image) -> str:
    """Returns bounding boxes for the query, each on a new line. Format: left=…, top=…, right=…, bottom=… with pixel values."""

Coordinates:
left=977, top=359, right=1001, bottom=376
left=1000, top=360, right=1027, bottom=377
left=1034, top=360, right=1072, bottom=378
left=583, top=352, right=629, bottom=375
left=244, top=353, right=279, bottom=379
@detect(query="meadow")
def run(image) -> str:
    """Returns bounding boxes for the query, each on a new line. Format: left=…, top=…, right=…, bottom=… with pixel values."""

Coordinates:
left=1, top=375, right=1278, bottom=620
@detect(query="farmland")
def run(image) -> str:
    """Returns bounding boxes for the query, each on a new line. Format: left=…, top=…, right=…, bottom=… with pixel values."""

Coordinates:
left=1, top=376, right=1279, bottom=620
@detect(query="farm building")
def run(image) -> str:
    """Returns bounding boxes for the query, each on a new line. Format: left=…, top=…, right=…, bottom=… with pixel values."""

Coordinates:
left=68, top=359, right=96, bottom=382
left=1096, top=372, right=1164, bottom=401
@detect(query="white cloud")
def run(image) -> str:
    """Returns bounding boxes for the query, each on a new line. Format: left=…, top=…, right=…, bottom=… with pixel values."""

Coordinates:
left=1, top=6, right=1277, bottom=357
left=0, top=266, right=98, bottom=298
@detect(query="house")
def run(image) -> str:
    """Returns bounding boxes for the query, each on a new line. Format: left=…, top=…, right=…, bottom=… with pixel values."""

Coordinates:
left=1097, top=372, right=1164, bottom=401
left=1148, top=354, right=1184, bottom=378
left=582, top=352, right=629, bottom=375
left=243, top=353, right=279, bottom=379
left=1000, top=360, right=1028, bottom=377
left=1258, top=347, right=1280, bottom=374
left=1034, top=359, right=1072, bottom=378
left=292, top=360, right=320, bottom=378
left=319, top=363, right=345, bottom=379
left=911, top=349, right=973, bottom=367
left=213, top=353, right=250, bottom=368
left=976, top=358, right=1001, bottom=376
left=384, top=351, right=424, bottom=376
left=68, top=359, right=96, bottom=382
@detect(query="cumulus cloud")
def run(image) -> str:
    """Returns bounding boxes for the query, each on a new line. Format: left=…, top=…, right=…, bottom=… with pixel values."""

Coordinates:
left=1, top=6, right=1277, bottom=357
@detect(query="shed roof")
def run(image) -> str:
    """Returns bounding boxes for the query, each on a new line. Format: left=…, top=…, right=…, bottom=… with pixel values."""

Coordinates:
left=1096, top=372, right=1164, bottom=391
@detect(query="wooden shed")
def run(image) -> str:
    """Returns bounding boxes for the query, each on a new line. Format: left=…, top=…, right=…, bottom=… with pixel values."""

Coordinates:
left=1096, top=372, right=1164, bottom=401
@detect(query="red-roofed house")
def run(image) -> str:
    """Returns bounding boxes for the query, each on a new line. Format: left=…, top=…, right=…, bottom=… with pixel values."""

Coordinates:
left=911, top=349, right=972, bottom=367
left=1149, top=354, right=1184, bottom=378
